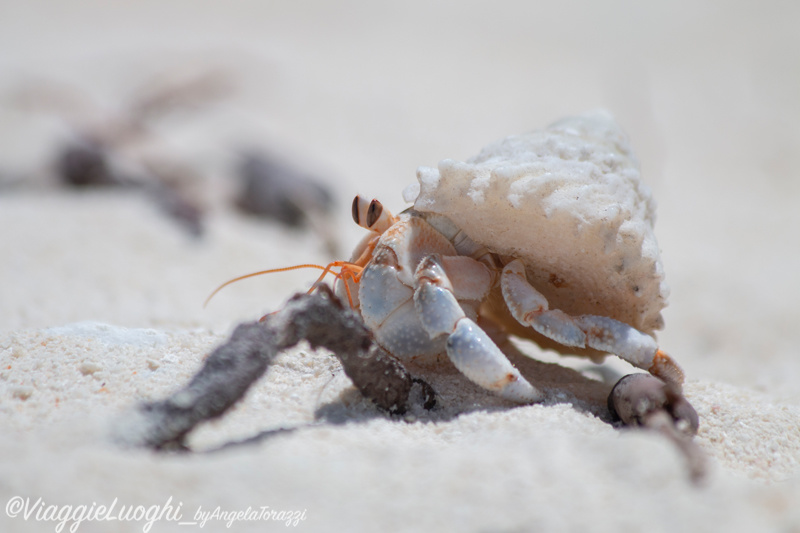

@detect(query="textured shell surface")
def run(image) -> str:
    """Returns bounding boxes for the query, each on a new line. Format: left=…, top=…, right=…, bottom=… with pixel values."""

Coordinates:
left=402, top=111, right=668, bottom=334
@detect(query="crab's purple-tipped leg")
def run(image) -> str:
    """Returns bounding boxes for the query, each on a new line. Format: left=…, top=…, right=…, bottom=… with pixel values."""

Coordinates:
left=414, top=255, right=543, bottom=403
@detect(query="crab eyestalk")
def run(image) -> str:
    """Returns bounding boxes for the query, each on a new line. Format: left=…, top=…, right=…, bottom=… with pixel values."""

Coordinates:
left=351, top=196, right=396, bottom=233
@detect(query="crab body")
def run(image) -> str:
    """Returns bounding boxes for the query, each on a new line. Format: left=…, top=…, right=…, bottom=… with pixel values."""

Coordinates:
left=336, top=112, right=684, bottom=402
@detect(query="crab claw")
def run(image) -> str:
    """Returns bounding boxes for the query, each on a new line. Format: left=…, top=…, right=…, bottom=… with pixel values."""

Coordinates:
left=608, top=373, right=699, bottom=436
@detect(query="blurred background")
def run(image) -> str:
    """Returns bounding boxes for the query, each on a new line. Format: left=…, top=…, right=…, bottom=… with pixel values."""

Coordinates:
left=1, top=1, right=798, bottom=400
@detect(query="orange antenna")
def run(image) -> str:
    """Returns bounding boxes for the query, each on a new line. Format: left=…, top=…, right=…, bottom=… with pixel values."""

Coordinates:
left=203, top=262, right=364, bottom=308
left=204, top=264, right=330, bottom=308
left=205, top=199, right=388, bottom=310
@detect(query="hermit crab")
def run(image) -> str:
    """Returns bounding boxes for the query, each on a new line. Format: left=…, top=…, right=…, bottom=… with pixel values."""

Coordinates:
left=130, top=112, right=700, bottom=476
left=335, top=111, right=685, bottom=402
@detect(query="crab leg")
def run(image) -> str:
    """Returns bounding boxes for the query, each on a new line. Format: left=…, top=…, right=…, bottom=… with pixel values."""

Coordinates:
left=501, top=259, right=588, bottom=347
left=501, top=259, right=684, bottom=389
left=414, top=255, right=543, bottom=403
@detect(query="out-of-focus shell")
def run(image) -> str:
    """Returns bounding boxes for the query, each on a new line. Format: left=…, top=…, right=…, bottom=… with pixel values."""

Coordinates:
left=403, top=111, right=667, bottom=334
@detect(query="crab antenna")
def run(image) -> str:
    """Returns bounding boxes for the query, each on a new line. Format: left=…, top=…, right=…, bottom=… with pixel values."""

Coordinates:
left=351, top=195, right=396, bottom=233
left=203, top=264, right=336, bottom=307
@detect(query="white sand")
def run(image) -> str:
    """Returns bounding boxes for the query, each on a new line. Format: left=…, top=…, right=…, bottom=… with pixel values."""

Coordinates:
left=2, top=2, right=800, bottom=532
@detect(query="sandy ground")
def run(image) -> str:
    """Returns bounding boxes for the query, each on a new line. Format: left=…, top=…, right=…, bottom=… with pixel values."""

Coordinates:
left=1, top=1, right=800, bottom=532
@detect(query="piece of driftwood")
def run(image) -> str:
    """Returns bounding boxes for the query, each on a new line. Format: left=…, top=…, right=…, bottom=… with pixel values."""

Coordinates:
left=127, top=284, right=434, bottom=450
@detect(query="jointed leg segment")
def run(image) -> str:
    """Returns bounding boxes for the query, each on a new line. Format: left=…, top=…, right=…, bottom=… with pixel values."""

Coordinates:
left=501, top=260, right=587, bottom=348
left=501, top=260, right=684, bottom=389
left=413, top=255, right=543, bottom=402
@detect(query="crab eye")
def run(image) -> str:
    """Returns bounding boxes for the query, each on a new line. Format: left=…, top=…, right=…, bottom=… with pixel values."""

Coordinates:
left=367, top=199, right=383, bottom=228
left=351, top=196, right=361, bottom=225
left=351, top=195, right=396, bottom=234
left=351, top=195, right=384, bottom=230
